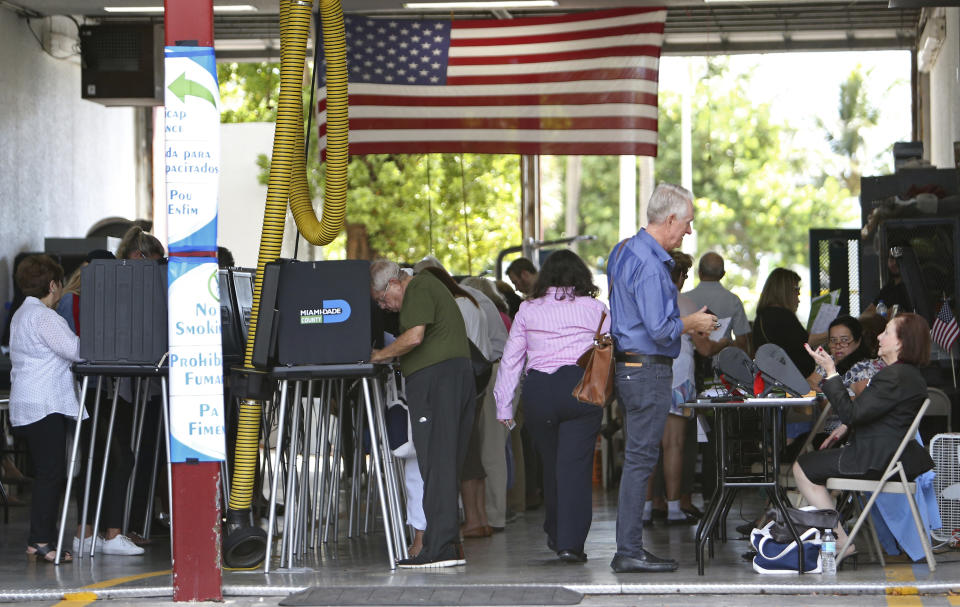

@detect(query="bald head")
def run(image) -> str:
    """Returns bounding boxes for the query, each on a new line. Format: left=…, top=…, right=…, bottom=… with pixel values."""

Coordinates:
left=698, top=252, right=725, bottom=281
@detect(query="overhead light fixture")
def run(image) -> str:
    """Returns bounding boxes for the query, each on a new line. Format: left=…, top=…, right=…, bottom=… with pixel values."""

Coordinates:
left=403, top=1, right=558, bottom=9
left=103, top=4, right=258, bottom=13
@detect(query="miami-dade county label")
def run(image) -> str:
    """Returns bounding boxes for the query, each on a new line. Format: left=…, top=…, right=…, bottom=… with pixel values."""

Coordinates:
left=164, top=46, right=219, bottom=254
left=168, top=259, right=222, bottom=348
left=169, top=393, right=226, bottom=463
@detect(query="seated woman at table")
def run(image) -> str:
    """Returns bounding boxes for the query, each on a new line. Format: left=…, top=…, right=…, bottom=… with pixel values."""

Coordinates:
left=795, top=313, right=935, bottom=555
left=808, top=315, right=884, bottom=450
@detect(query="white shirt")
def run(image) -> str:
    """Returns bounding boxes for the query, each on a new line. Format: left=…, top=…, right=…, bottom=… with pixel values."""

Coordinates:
left=673, top=294, right=697, bottom=390
left=456, top=296, right=494, bottom=361
left=9, top=296, right=83, bottom=427
left=461, top=284, right=507, bottom=360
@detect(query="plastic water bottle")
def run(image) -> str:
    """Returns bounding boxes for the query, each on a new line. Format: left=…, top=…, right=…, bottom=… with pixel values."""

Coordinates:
left=821, top=528, right=837, bottom=575
left=876, top=300, right=888, bottom=318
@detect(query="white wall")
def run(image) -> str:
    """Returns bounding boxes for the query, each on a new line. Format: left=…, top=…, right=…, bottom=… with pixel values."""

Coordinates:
left=0, top=11, right=140, bottom=309
left=219, top=122, right=322, bottom=269
left=928, top=8, right=960, bottom=168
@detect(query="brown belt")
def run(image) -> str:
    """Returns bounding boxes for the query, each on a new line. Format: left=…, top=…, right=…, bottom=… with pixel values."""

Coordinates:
left=614, top=351, right=672, bottom=366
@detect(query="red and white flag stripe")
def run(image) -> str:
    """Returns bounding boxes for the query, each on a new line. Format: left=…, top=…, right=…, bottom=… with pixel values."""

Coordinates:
left=316, top=7, right=666, bottom=157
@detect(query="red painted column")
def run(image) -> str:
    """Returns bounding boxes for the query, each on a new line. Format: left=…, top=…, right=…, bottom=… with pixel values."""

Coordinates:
left=163, top=0, right=222, bottom=602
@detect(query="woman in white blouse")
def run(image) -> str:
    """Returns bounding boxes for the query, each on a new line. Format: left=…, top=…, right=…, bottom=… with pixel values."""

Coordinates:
left=9, top=255, right=81, bottom=563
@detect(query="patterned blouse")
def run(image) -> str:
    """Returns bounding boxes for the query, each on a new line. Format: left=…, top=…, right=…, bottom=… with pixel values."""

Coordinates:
left=816, top=358, right=886, bottom=432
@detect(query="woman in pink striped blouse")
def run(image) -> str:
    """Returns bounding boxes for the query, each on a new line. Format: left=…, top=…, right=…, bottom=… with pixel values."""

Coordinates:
left=493, top=249, right=609, bottom=564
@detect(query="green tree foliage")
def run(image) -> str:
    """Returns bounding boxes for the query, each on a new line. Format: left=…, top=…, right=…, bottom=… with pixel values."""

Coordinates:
left=816, top=66, right=882, bottom=195
left=218, top=62, right=281, bottom=123
left=293, top=152, right=522, bottom=274
left=541, top=156, right=621, bottom=269
left=221, top=61, right=522, bottom=273
left=655, top=58, right=857, bottom=302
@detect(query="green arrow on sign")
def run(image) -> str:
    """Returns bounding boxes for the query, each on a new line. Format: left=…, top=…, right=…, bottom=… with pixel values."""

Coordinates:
left=168, top=72, right=217, bottom=108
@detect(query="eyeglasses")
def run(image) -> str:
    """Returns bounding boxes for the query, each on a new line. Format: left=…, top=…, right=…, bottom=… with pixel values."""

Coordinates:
left=829, top=336, right=853, bottom=346
left=375, top=282, right=393, bottom=307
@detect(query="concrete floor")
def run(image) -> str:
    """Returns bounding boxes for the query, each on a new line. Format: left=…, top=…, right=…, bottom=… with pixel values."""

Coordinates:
left=0, top=486, right=958, bottom=605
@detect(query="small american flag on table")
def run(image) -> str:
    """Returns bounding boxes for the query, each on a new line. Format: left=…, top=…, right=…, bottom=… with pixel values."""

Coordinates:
left=932, top=300, right=960, bottom=352
left=315, top=7, right=666, bottom=157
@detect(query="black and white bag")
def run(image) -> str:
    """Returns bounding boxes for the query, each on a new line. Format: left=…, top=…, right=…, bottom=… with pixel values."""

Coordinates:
left=384, top=374, right=415, bottom=459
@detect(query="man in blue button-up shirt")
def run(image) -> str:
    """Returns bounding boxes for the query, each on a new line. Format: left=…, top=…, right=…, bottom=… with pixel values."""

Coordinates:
left=607, top=183, right=717, bottom=573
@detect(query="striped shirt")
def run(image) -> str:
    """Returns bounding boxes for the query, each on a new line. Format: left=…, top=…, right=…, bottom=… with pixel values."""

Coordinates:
left=9, top=296, right=83, bottom=427
left=493, top=287, right=609, bottom=419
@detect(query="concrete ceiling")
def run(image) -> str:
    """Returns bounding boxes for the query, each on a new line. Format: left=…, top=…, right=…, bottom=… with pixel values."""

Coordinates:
left=3, top=0, right=922, bottom=58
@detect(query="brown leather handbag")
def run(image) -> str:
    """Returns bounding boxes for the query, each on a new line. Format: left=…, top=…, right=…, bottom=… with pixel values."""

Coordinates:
left=572, top=311, right=616, bottom=407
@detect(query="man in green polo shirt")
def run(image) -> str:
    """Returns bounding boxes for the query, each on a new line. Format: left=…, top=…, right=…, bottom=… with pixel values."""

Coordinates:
left=370, top=259, right=475, bottom=568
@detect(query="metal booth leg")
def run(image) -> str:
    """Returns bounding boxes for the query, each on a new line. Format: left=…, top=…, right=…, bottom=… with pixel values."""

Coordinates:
left=90, top=383, right=123, bottom=557
left=264, top=379, right=290, bottom=573
left=360, top=376, right=398, bottom=569
left=281, top=380, right=303, bottom=568
left=56, top=376, right=91, bottom=565
left=77, top=377, right=105, bottom=560
left=122, top=378, right=147, bottom=535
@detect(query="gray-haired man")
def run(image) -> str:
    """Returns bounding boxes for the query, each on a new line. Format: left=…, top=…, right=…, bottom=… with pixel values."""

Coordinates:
left=369, top=259, right=475, bottom=568
left=607, top=184, right=717, bottom=573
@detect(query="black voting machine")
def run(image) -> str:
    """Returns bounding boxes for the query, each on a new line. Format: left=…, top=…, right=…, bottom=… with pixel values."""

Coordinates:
left=222, top=260, right=404, bottom=570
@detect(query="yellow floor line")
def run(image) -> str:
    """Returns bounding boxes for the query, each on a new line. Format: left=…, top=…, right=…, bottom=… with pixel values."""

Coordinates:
left=885, top=564, right=923, bottom=607
left=52, top=570, right=171, bottom=607
left=948, top=595, right=960, bottom=606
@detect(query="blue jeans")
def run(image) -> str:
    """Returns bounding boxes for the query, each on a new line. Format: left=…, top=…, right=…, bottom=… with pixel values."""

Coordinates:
left=614, top=360, right=672, bottom=559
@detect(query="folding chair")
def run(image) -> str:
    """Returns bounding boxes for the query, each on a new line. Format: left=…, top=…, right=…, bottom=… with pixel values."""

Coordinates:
left=825, top=398, right=936, bottom=570
left=926, top=387, right=952, bottom=433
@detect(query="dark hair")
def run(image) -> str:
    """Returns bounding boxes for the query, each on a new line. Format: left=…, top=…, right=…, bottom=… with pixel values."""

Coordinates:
left=116, top=226, right=165, bottom=260
left=698, top=252, right=725, bottom=280
left=531, top=249, right=598, bottom=300
left=217, top=246, right=235, bottom=268
left=669, top=250, right=693, bottom=285
left=421, top=266, right=478, bottom=308
left=757, top=268, right=801, bottom=310
left=892, top=313, right=931, bottom=366
left=828, top=315, right=868, bottom=375
left=506, top=257, right=536, bottom=278
left=15, top=254, right=64, bottom=298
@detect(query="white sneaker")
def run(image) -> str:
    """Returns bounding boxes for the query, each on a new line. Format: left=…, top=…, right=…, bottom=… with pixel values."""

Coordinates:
left=101, top=534, right=145, bottom=556
left=73, top=535, right=103, bottom=554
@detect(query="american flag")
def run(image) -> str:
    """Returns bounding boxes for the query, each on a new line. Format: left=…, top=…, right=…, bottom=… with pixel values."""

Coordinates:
left=315, top=8, right=666, bottom=157
left=932, top=301, right=960, bottom=352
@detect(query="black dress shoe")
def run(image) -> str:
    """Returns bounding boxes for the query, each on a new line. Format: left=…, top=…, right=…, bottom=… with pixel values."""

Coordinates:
left=610, top=550, right=678, bottom=573
left=681, top=505, right=704, bottom=519
left=651, top=508, right=667, bottom=520
left=557, top=549, right=588, bottom=563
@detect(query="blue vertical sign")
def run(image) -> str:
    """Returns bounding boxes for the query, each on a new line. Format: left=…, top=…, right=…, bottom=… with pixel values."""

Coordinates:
left=164, top=46, right=225, bottom=462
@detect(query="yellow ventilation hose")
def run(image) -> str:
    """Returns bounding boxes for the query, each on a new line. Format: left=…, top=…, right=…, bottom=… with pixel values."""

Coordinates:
left=224, top=0, right=348, bottom=568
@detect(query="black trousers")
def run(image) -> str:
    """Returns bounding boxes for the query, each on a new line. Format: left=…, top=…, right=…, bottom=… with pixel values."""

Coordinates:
left=522, top=366, right=602, bottom=554
left=406, top=357, right=475, bottom=560
left=127, top=394, right=165, bottom=532
left=16, top=413, right=69, bottom=545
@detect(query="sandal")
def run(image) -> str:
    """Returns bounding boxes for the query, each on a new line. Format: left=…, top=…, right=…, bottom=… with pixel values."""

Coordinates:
left=27, top=543, right=72, bottom=564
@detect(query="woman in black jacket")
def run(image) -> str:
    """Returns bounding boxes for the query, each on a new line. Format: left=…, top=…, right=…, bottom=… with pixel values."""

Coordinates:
left=753, top=268, right=827, bottom=388
left=795, top=313, right=935, bottom=555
